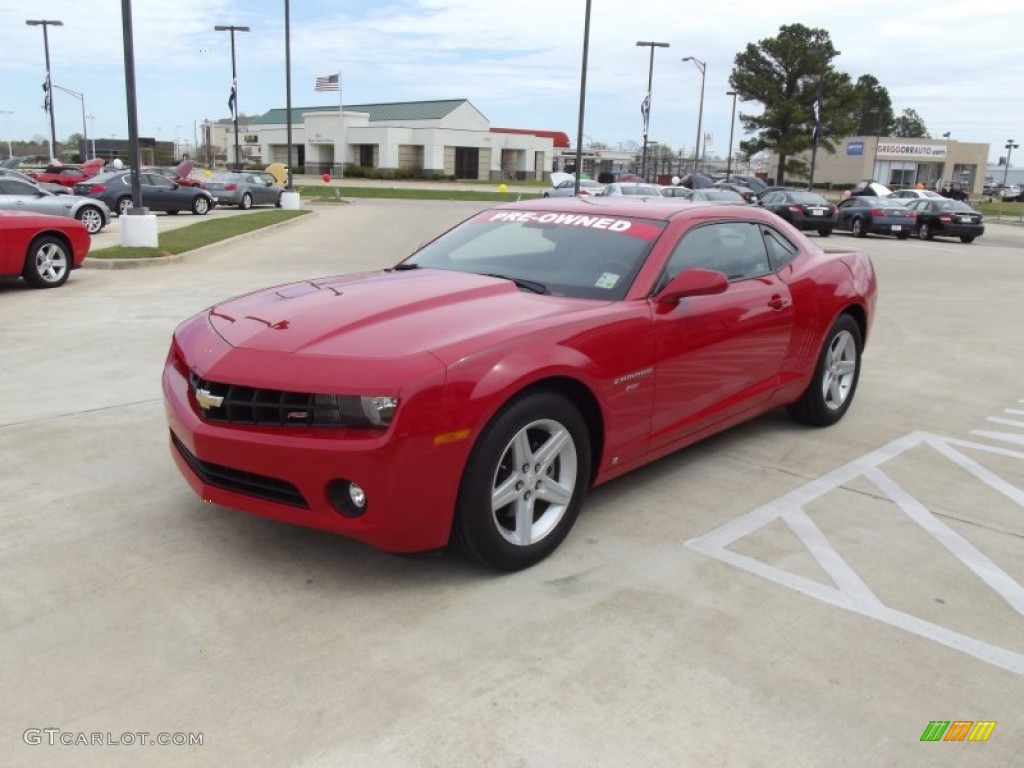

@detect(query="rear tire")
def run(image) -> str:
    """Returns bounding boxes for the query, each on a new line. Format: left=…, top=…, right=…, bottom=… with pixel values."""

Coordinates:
left=851, top=218, right=866, bottom=237
left=239, top=192, right=253, bottom=210
left=787, top=314, right=862, bottom=427
left=897, top=232, right=910, bottom=240
left=23, top=235, right=71, bottom=289
left=451, top=390, right=591, bottom=571
left=117, top=197, right=133, bottom=216
left=919, top=222, right=933, bottom=240
left=818, top=227, right=832, bottom=237
left=960, top=236, right=975, bottom=243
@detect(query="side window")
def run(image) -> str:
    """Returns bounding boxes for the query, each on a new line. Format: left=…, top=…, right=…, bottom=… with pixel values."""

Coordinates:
left=762, top=192, right=779, bottom=204
left=664, top=222, right=771, bottom=284
left=761, top=226, right=800, bottom=270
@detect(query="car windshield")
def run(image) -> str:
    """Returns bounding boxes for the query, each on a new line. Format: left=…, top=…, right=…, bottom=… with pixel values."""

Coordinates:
left=617, top=184, right=660, bottom=195
left=694, top=190, right=744, bottom=201
left=83, top=172, right=123, bottom=184
left=400, top=208, right=667, bottom=300
left=211, top=173, right=243, bottom=182
left=787, top=191, right=828, bottom=204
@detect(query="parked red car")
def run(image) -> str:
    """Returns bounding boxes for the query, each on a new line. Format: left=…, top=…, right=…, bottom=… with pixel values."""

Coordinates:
left=28, top=158, right=105, bottom=188
left=164, top=198, right=877, bottom=570
left=0, top=211, right=91, bottom=288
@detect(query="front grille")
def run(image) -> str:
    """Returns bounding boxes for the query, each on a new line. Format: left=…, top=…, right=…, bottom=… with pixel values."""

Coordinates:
left=171, top=432, right=308, bottom=508
left=189, top=371, right=346, bottom=427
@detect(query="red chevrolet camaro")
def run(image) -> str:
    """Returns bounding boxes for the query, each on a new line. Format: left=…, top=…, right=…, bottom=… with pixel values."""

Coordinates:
left=0, top=211, right=91, bottom=288
left=164, top=198, right=877, bottom=570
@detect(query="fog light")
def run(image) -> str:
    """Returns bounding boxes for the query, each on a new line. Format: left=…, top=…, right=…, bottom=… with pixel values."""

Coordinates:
left=327, top=479, right=368, bottom=517
left=348, top=483, right=366, bottom=510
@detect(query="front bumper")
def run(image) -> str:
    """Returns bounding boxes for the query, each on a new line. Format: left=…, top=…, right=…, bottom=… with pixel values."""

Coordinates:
left=162, top=342, right=467, bottom=554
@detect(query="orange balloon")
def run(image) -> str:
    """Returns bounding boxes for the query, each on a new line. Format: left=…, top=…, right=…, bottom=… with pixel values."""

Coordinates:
left=322, top=173, right=331, bottom=183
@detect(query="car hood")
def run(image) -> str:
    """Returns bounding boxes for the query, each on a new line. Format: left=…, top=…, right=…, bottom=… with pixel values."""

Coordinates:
left=206, top=269, right=606, bottom=364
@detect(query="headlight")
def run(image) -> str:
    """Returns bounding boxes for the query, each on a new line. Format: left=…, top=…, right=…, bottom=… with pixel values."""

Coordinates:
left=312, top=395, right=399, bottom=428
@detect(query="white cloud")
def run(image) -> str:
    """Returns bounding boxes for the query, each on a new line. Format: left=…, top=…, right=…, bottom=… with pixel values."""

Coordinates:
left=2, top=0, right=1019, bottom=161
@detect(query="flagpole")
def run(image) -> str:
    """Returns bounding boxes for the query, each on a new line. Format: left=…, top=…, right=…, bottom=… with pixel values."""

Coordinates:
left=342, top=68, right=350, bottom=182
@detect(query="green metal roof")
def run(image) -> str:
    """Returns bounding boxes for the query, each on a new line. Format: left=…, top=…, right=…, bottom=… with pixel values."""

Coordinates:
left=251, top=99, right=470, bottom=125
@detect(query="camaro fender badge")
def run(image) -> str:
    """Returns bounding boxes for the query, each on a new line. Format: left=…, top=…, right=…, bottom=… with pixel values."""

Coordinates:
left=195, top=387, right=224, bottom=410
left=614, top=367, right=654, bottom=386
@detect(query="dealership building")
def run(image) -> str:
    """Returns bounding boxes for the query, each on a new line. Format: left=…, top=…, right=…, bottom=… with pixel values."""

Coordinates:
left=217, top=99, right=561, bottom=180
left=795, top=136, right=989, bottom=194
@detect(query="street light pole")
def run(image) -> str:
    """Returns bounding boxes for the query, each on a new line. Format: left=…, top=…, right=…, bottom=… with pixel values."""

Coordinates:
left=87, top=113, right=96, bottom=158
left=636, top=40, right=670, bottom=182
left=572, top=0, right=593, bottom=196
left=870, top=108, right=884, bottom=183
left=51, top=84, right=88, bottom=160
left=726, top=91, right=738, bottom=182
left=808, top=48, right=840, bottom=191
left=215, top=24, right=250, bottom=171
left=683, top=56, right=706, bottom=175
left=1003, top=139, right=1019, bottom=191
left=26, top=19, right=64, bottom=162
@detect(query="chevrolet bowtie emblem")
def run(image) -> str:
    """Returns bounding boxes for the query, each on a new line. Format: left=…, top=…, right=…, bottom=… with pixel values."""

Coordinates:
left=195, top=387, right=224, bottom=410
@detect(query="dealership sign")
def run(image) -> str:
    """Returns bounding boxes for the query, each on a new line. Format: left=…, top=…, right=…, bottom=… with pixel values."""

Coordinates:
left=876, top=143, right=948, bottom=159
left=846, top=141, right=864, bottom=155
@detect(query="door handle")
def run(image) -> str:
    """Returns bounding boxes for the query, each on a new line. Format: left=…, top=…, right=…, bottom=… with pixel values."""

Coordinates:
left=768, top=295, right=787, bottom=311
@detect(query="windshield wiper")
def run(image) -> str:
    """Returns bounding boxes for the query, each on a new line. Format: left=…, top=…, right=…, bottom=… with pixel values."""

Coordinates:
left=391, top=263, right=420, bottom=271
left=481, top=273, right=549, bottom=295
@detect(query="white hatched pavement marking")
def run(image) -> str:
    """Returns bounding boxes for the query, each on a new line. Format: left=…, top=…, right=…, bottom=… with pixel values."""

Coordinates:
left=686, top=431, right=1024, bottom=676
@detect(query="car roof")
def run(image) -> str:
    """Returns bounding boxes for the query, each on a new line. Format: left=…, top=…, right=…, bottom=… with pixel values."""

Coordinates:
left=493, top=195, right=777, bottom=223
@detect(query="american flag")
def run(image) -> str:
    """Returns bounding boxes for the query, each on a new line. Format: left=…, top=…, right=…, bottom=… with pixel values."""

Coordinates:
left=315, top=74, right=340, bottom=92
left=640, top=92, right=651, bottom=137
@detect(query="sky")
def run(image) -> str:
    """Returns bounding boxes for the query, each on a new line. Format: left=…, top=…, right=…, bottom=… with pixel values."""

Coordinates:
left=1, top=0, right=1021, bottom=165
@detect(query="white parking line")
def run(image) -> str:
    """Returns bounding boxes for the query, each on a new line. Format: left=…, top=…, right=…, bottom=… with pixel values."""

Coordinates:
left=686, top=429, right=1024, bottom=676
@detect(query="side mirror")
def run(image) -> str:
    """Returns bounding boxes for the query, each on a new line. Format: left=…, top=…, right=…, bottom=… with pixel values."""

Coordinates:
left=656, top=268, right=729, bottom=305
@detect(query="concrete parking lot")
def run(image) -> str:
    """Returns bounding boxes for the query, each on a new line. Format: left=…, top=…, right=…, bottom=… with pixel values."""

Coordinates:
left=1, top=201, right=1022, bottom=767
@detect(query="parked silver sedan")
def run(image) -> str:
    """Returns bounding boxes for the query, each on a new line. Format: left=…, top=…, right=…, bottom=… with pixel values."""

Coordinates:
left=201, top=172, right=283, bottom=209
left=0, top=176, right=110, bottom=234
left=597, top=182, right=662, bottom=196
left=542, top=178, right=605, bottom=198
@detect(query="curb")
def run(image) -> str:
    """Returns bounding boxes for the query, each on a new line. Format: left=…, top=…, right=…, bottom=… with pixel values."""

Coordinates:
left=82, top=209, right=316, bottom=270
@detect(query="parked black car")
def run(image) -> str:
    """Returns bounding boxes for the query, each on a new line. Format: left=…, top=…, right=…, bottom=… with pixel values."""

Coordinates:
left=726, top=174, right=768, bottom=194
left=759, top=189, right=837, bottom=236
left=712, top=182, right=757, bottom=203
left=903, top=198, right=985, bottom=243
left=835, top=196, right=915, bottom=239
left=72, top=171, right=214, bottom=216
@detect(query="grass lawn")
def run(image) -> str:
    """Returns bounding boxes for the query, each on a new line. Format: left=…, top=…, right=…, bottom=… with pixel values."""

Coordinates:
left=974, top=199, right=1024, bottom=221
left=295, top=185, right=541, bottom=203
left=89, top=210, right=311, bottom=259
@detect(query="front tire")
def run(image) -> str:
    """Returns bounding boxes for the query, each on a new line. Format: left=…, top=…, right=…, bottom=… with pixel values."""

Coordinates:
left=451, top=390, right=591, bottom=571
left=897, top=232, right=910, bottom=240
left=960, top=235, right=975, bottom=243
left=851, top=218, right=866, bottom=237
left=787, top=314, right=863, bottom=427
left=76, top=206, right=105, bottom=234
left=818, top=227, right=832, bottom=237
left=116, top=196, right=133, bottom=216
left=919, top=222, right=933, bottom=240
left=23, top=235, right=71, bottom=288
left=191, top=196, right=210, bottom=215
